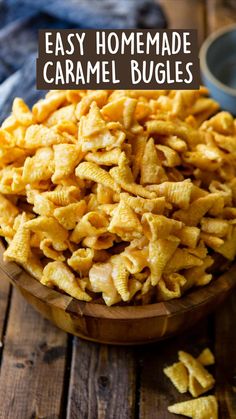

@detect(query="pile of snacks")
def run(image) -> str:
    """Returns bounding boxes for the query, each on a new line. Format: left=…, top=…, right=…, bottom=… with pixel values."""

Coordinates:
left=164, top=347, right=218, bottom=418
left=0, top=88, right=236, bottom=305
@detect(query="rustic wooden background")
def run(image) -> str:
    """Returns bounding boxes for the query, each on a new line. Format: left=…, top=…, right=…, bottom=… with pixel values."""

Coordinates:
left=0, top=0, right=236, bottom=418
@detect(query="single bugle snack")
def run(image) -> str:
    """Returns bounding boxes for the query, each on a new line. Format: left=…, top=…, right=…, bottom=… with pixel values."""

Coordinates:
left=168, top=395, right=218, bottom=419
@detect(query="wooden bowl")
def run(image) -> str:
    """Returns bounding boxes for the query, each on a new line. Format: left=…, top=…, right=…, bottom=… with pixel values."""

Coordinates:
left=0, top=241, right=235, bottom=345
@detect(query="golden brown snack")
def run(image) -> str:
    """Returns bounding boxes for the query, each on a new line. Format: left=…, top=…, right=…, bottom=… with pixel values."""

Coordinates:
left=0, top=90, right=236, bottom=305
left=168, top=395, right=218, bottom=419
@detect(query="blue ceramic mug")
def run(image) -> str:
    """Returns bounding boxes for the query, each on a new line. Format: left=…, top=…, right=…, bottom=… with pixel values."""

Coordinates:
left=200, top=24, right=236, bottom=115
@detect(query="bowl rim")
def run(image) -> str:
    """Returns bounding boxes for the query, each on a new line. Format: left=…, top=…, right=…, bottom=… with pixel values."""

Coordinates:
left=200, top=23, right=236, bottom=97
left=1, top=241, right=236, bottom=320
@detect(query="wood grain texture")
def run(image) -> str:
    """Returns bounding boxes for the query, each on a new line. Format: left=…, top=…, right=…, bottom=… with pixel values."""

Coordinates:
left=139, top=320, right=213, bottom=419
left=206, top=0, right=236, bottom=34
left=0, top=288, right=68, bottom=419
left=215, top=293, right=236, bottom=419
left=67, top=338, right=136, bottom=419
left=158, top=0, right=206, bottom=44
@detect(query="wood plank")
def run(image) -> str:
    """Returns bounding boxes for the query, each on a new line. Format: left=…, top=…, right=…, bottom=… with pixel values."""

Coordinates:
left=206, top=0, right=236, bottom=35
left=0, top=288, right=68, bottom=419
left=67, top=338, right=136, bottom=419
left=0, top=271, right=11, bottom=347
left=204, top=2, right=236, bottom=410
left=139, top=320, right=213, bottom=419
left=158, top=0, right=206, bottom=45
left=214, top=293, right=236, bottom=419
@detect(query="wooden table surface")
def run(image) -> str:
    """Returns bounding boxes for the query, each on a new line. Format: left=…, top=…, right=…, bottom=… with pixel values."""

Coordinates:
left=0, top=1, right=236, bottom=418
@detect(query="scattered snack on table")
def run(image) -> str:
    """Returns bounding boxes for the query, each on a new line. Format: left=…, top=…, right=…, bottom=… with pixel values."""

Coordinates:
left=164, top=360, right=189, bottom=394
left=164, top=348, right=215, bottom=397
left=1, top=88, right=236, bottom=305
left=197, top=348, right=215, bottom=366
left=168, top=395, right=218, bottom=419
